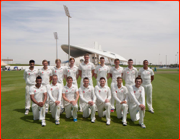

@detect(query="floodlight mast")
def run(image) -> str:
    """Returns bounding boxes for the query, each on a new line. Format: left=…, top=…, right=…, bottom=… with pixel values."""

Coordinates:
left=54, top=32, right=58, bottom=59
left=63, top=5, right=71, bottom=60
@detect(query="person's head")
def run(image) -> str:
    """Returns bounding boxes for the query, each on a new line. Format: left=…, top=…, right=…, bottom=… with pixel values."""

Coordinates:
left=83, top=77, right=89, bottom=87
left=36, top=76, right=42, bottom=86
left=99, top=77, right=106, bottom=87
left=128, top=59, right=133, bottom=67
left=100, top=57, right=105, bottom=65
left=55, top=59, right=61, bottom=66
left=117, top=77, right=123, bottom=85
left=69, top=58, right=75, bottom=65
left=42, top=60, right=48, bottom=67
left=52, top=75, right=58, bottom=84
left=84, top=53, right=89, bottom=62
left=29, top=60, right=35, bottom=68
left=135, top=77, right=142, bottom=87
left=67, top=76, right=73, bottom=85
left=114, top=59, right=120, bottom=66
left=143, top=60, right=148, bottom=67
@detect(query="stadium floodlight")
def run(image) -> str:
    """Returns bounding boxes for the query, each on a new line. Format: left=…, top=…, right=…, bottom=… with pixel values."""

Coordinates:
left=63, top=5, right=71, bottom=60
left=54, top=32, right=58, bottom=59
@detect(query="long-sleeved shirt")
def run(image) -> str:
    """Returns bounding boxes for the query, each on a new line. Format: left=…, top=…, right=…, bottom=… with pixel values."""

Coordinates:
left=24, top=68, right=38, bottom=85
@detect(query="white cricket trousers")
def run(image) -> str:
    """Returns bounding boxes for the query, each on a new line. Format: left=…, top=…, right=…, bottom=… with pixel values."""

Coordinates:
left=82, top=104, right=96, bottom=120
left=129, top=103, right=145, bottom=124
left=116, top=103, right=128, bottom=123
left=65, top=104, right=78, bottom=119
left=110, top=83, right=116, bottom=109
left=25, top=85, right=34, bottom=110
left=97, top=102, right=111, bottom=121
left=142, top=84, right=153, bottom=111
left=59, top=82, right=64, bottom=108
left=49, top=102, right=61, bottom=121
left=42, top=84, right=49, bottom=110
left=32, top=104, right=45, bottom=120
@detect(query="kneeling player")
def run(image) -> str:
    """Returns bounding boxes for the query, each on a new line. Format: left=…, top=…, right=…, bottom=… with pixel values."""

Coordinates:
left=62, top=76, right=79, bottom=122
left=79, top=77, right=96, bottom=123
left=95, top=77, right=111, bottom=125
left=128, top=77, right=146, bottom=128
left=112, top=77, right=128, bottom=126
left=30, top=76, right=47, bottom=127
left=47, top=75, right=62, bottom=125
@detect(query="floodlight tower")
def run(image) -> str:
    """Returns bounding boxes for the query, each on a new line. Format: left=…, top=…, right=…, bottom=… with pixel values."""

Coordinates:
left=54, top=32, right=58, bottom=59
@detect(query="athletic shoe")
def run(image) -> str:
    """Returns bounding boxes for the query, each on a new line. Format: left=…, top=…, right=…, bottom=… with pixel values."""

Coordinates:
left=25, top=109, right=29, bottom=115
left=55, top=120, right=60, bottom=125
left=73, top=118, right=77, bottom=122
left=123, top=122, right=127, bottom=126
left=60, top=108, right=65, bottom=114
left=140, top=123, right=146, bottom=128
left=111, top=109, right=114, bottom=113
left=45, top=108, right=48, bottom=114
left=79, top=109, right=83, bottom=112
left=91, top=119, right=95, bottom=123
left=149, top=110, right=154, bottom=114
left=106, top=120, right=110, bottom=125
left=42, top=120, right=46, bottom=127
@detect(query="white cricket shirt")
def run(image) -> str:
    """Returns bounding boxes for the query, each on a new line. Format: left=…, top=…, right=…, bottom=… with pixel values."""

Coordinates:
left=51, top=66, right=66, bottom=84
left=95, top=65, right=110, bottom=81
left=64, top=65, right=78, bottom=83
left=138, top=67, right=154, bottom=85
left=38, top=67, right=52, bottom=85
left=123, top=67, right=138, bottom=86
left=47, top=83, right=62, bottom=102
left=78, top=62, right=95, bottom=79
left=110, top=66, right=124, bottom=83
left=24, top=68, right=38, bottom=85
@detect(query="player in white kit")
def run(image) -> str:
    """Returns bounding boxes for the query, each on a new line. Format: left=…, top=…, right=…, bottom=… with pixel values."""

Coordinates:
left=78, top=53, right=95, bottom=111
left=138, top=60, right=154, bottom=114
left=112, top=77, right=128, bottom=126
left=47, top=75, right=62, bottom=125
left=110, top=59, right=123, bottom=112
left=128, top=77, right=146, bottom=128
left=62, top=76, right=79, bottom=122
left=79, top=77, right=96, bottom=123
left=30, top=76, right=47, bottom=127
left=94, top=57, right=110, bottom=86
left=95, top=77, right=111, bottom=125
left=38, top=60, right=52, bottom=113
left=24, top=60, right=38, bottom=115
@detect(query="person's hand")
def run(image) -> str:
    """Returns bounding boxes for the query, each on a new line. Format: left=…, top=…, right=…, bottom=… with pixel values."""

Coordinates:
left=38, top=102, right=44, bottom=107
left=120, top=101, right=127, bottom=104
left=55, top=101, right=60, bottom=106
left=139, top=104, right=145, bottom=110
left=105, top=99, right=109, bottom=103
left=88, top=101, right=94, bottom=106
left=70, top=101, right=76, bottom=106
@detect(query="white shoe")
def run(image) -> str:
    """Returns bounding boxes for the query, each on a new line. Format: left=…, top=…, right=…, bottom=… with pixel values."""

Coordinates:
left=55, top=120, right=60, bottom=125
left=140, top=123, right=146, bottom=128
left=106, top=120, right=110, bottom=125
left=25, top=109, right=29, bottom=115
left=149, top=110, right=154, bottom=114
left=123, top=122, right=127, bottom=126
left=42, top=120, right=46, bottom=127
left=91, top=118, right=95, bottom=123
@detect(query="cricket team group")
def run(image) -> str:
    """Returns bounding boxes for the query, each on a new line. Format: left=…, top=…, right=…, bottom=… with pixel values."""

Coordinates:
left=23, top=53, right=154, bottom=128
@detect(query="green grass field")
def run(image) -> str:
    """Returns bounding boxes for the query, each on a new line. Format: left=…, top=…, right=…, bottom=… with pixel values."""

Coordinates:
left=1, top=70, right=179, bottom=139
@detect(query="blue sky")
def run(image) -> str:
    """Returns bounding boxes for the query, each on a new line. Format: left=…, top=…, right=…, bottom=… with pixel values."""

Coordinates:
left=1, top=1, right=179, bottom=65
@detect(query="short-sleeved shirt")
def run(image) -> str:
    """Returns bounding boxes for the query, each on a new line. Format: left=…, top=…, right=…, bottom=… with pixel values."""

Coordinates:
left=24, top=68, right=38, bottom=85
left=64, top=65, right=78, bottom=83
left=51, top=66, right=66, bottom=84
left=47, top=83, right=62, bottom=102
left=95, top=65, right=110, bottom=81
left=78, top=62, right=95, bottom=79
left=112, top=85, right=128, bottom=103
left=38, top=67, right=52, bottom=85
left=138, top=67, right=154, bottom=85
left=29, top=85, right=47, bottom=105
left=62, top=85, right=78, bottom=106
left=110, top=66, right=124, bottom=83
left=123, top=67, right=138, bottom=86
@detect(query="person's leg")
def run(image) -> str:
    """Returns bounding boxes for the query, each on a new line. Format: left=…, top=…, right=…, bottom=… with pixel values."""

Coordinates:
left=147, top=84, right=153, bottom=111
left=116, top=103, right=122, bottom=119
left=104, top=103, right=111, bottom=121
left=82, top=104, right=89, bottom=118
left=39, top=105, right=46, bottom=126
left=110, top=83, right=115, bottom=111
left=122, top=104, right=128, bottom=123
left=44, top=84, right=49, bottom=113
left=65, top=104, right=72, bottom=118
left=72, top=104, right=78, bottom=120
left=139, top=107, right=145, bottom=124
left=129, top=104, right=139, bottom=122
left=32, top=104, right=39, bottom=120
left=25, top=85, right=31, bottom=114
left=50, top=102, right=56, bottom=118
left=97, top=103, right=104, bottom=118
left=90, top=104, right=96, bottom=121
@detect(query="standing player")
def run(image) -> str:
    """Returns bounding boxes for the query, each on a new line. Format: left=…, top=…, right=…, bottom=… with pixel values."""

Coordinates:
left=138, top=60, right=154, bottom=113
left=128, top=77, right=146, bottom=128
left=112, top=77, right=128, bottom=126
left=30, top=76, right=47, bottom=127
left=110, top=59, right=123, bottom=112
left=23, top=60, right=38, bottom=115
left=94, top=57, right=110, bottom=86
left=95, top=77, right=111, bottom=125
left=38, top=60, right=52, bottom=113
left=62, top=76, right=79, bottom=122
left=79, top=77, right=96, bottom=123
left=47, top=75, right=62, bottom=125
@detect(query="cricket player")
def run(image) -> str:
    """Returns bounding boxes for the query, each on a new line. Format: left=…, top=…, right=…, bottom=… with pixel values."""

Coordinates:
left=64, top=58, right=79, bottom=87
left=138, top=60, right=154, bottom=114
left=94, top=57, right=111, bottom=86
left=112, top=77, right=128, bottom=126
left=79, top=77, right=96, bottom=123
left=128, top=77, right=146, bottom=128
left=95, top=77, right=111, bottom=125
left=78, top=53, right=95, bottom=111
left=62, top=76, right=79, bottom=122
left=38, top=60, right=52, bottom=113
left=47, top=75, right=62, bottom=125
left=24, top=60, right=38, bottom=115
left=110, top=58, right=124, bottom=112
left=30, top=76, right=47, bottom=127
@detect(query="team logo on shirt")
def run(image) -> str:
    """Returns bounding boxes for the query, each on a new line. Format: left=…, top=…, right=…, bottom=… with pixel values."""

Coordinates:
left=41, top=89, right=43, bottom=91
left=134, top=91, right=136, bottom=93
left=127, top=72, right=129, bottom=74
left=83, top=91, right=85, bottom=93
left=51, top=88, right=53, bottom=91
left=28, top=73, right=30, bottom=75
left=99, top=69, right=100, bottom=71
left=121, top=89, right=124, bottom=92
left=68, top=70, right=69, bottom=72
left=42, top=72, right=43, bottom=74
left=55, top=70, right=56, bottom=73
left=88, top=66, right=90, bottom=69
left=89, top=90, right=91, bottom=92
left=119, top=70, right=121, bottom=73
left=99, top=90, right=101, bottom=92
left=116, top=91, right=117, bottom=93
left=66, top=90, right=68, bottom=92
left=105, top=90, right=106, bottom=92
left=72, top=89, right=74, bottom=91
left=104, top=69, right=106, bottom=70
left=34, top=90, right=36, bottom=92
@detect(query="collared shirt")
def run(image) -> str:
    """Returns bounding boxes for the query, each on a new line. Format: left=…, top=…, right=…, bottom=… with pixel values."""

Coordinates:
left=112, top=85, right=128, bottom=104
left=95, top=85, right=111, bottom=105
left=62, top=85, right=78, bottom=106
left=64, top=65, right=78, bottom=82
left=128, top=85, right=145, bottom=106
left=78, top=62, right=95, bottom=78
left=38, top=67, right=52, bottom=85
left=138, top=67, right=154, bottom=85
left=47, top=83, right=62, bottom=102
left=94, top=65, right=110, bottom=81
left=110, top=66, right=124, bottom=83
left=51, top=66, right=66, bottom=84
left=79, top=85, right=96, bottom=104
left=29, top=85, right=47, bottom=105
left=24, top=68, right=38, bottom=85
left=123, top=67, right=138, bottom=86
